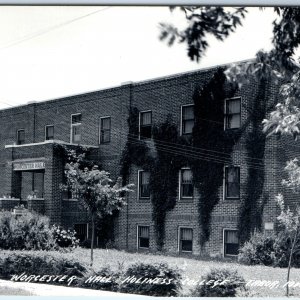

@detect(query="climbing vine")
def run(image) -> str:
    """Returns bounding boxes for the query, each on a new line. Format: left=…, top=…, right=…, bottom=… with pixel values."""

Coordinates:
left=238, top=78, right=268, bottom=244
left=190, top=68, right=241, bottom=246
left=120, top=67, right=270, bottom=251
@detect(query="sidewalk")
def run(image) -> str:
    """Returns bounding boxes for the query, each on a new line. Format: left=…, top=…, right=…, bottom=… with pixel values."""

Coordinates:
left=0, top=279, right=143, bottom=296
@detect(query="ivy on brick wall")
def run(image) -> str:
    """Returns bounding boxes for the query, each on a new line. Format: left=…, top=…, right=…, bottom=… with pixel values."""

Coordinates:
left=238, top=78, right=268, bottom=244
left=190, top=68, right=241, bottom=246
left=120, top=68, right=270, bottom=251
left=120, top=108, right=188, bottom=249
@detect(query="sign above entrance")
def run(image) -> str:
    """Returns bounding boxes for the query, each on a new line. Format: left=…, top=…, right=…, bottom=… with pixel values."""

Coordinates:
left=13, top=161, right=45, bottom=171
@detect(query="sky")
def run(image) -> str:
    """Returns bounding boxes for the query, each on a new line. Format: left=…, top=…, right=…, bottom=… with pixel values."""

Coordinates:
left=0, top=6, right=277, bottom=109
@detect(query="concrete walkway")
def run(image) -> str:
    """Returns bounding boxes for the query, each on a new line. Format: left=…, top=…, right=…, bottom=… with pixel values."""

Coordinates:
left=0, top=279, right=143, bottom=296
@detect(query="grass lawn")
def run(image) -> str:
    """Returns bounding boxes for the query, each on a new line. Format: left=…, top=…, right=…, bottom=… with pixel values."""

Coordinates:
left=70, top=248, right=300, bottom=297
left=2, top=248, right=300, bottom=297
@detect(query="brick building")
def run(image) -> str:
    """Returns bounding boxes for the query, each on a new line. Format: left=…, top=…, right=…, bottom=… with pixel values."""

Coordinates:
left=0, top=62, right=298, bottom=257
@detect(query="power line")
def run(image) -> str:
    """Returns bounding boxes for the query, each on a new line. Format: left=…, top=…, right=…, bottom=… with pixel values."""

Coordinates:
left=0, top=7, right=111, bottom=51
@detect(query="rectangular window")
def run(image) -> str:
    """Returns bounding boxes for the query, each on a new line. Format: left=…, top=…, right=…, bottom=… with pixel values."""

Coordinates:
left=181, top=105, right=194, bottom=135
left=100, top=117, right=111, bottom=144
left=225, top=97, right=241, bottom=129
left=74, top=223, right=88, bottom=242
left=17, top=129, right=25, bottom=145
left=71, top=113, right=82, bottom=143
left=139, top=111, right=152, bottom=139
left=224, top=230, right=239, bottom=256
left=180, top=168, right=193, bottom=198
left=179, top=228, right=193, bottom=252
left=138, top=226, right=149, bottom=249
left=225, top=166, right=240, bottom=199
left=138, top=170, right=150, bottom=199
left=45, top=125, right=54, bottom=140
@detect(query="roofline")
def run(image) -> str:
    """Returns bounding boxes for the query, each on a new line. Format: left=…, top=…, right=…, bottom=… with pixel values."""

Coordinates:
left=0, top=58, right=254, bottom=113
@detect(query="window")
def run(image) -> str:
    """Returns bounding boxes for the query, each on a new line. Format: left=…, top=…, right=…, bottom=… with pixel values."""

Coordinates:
left=138, top=170, right=150, bottom=199
left=225, top=97, right=241, bottom=129
left=179, top=228, right=193, bottom=252
left=180, top=168, right=193, bottom=198
left=224, top=230, right=239, bottom=256
left=181, top=105, right=194, bottom=135
left=71, top=113, right=82, bottom=143
left=17, top=129, right=25, bottom=145
left=224, top=166, right=240, bottom=199
left=45, top=125, right=54, bottom=140
left=74, top=223, right=88, bottom=242
left=138, top=226, right=149, bottom=249
left=139, top=111, right=152, bottom=140
left=100, top=117, right=111, bottom=144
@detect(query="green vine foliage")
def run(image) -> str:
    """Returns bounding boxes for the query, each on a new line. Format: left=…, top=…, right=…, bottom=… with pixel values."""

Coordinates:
left=190, top=68, right=242, bottom=246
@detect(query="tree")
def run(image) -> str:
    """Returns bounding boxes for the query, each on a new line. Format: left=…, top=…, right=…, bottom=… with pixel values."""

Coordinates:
left=159, top=7, right=247, bottom=62
left=275, top=159, right=300, bottom=296
left=63, top=149, right=133, bottom=266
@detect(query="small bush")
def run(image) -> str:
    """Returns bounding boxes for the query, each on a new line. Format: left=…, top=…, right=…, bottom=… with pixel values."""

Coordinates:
left=273, top=232, right=300, bottom=268
left=119, top=262, right=182, bottom=296
left=191, top=268, right=246, bottom=297
left=0, top=211, right=55, bottom=250
left=78, top=267, right=120, bottom=291
left=238, top=231, right=276, bottom=266
left=238, top=231, right=300, bottom=268
left=80, top=239, right=92, bottom=249
left=0, top=251, right=87, bottom=280
left=52, top=225, right=79, bottom=248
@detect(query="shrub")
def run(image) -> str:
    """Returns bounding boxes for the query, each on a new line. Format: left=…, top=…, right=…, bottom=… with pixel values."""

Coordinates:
left=191, top=268, right=247, bottom=297
left=119, top=262, right=182, bottom=296
left=273, top=232, right=300, bottom=268
left=238, top=231, right=300, bottom=268
left=80, top=239, right=92, bottom=249
left=78, top=267, right=120, bottom=291
left=0, top=211, right=55, bottom=250
left=52, top=225, right=79, bottom=248
left=0, top=251, right=87, bottom=280
left=238, top=231, right=276, bottom=266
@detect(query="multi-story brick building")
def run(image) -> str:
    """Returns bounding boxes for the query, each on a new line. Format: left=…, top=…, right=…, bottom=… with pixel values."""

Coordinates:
left=0, top=62, right=298, bottom=257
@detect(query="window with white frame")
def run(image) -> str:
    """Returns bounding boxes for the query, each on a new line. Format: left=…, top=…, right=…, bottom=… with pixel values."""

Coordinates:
left=138, top=225, right=150, bottom=249
left=138, top=170, right=150, bottom=199
left=71, top=114, right=82, bottom=143
left=181, top=105, right=194, bottom=135
left=100, top=117, right=111, bottom=144
left=45, top=125, right=54, bottom=140
left=225, top=97, right=241, bottom=129
left=224, top=229, right=239, bottom=256
left=180, top=168, right=193, bottom=198
left=17, top=129, right=25, bottom=145
left=224, top=166, right=240, bottom=199
left=139, top=111, right=152, bottom=139
left=179, top=227, right=193, bottom=252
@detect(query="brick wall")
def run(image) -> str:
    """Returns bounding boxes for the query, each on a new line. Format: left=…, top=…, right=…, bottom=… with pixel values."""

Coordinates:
left=0, top=64, right=298, bottom=256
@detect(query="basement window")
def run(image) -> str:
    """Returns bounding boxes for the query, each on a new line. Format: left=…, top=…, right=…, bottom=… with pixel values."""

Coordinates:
left=224, top=229, right=239, bottom=256
left=138, top=226, right=150, bottom=249
left=179, top=227, right=193, bottom=252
